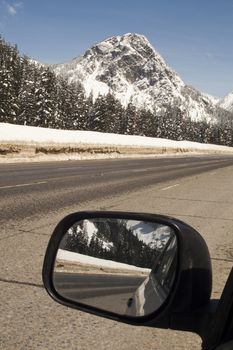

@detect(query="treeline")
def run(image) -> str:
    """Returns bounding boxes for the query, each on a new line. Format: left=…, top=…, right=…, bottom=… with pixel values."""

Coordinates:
left=0, top=35, right=233, bottom=146
left=61, top=219, right=161, bottom=269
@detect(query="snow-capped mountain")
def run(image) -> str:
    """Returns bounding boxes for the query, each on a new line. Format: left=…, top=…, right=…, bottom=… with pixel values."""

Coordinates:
left=51, top=33, right=216, bottom=122
left=219, top=91, right=233, bottom=112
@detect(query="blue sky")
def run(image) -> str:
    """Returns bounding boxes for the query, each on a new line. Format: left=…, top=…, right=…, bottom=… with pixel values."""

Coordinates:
left=0, top=0, right=232, bottom=98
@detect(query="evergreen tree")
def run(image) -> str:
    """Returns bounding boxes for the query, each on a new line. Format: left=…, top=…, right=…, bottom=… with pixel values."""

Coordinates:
left=0, top=38, right=20, bottom=122
left=90, top=94, right=109, bottom=132
left=69, top=82, right=89, bottom=130
left=123, top=101, right=139, bottom=135
left=104, top=92, right=124, bottom=134
left=34, top=67, right=57, bottom=127
left=18, top=58, right=38, bottom=125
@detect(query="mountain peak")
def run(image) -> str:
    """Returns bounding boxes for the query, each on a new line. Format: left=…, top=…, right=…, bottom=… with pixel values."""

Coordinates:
left=52, top=33, right=215, bottom=122
left=97, top=32, right=152, bottom=46
left=84, top=32, right=162, bottom=63
left=109, top=32, right=153, bottom=47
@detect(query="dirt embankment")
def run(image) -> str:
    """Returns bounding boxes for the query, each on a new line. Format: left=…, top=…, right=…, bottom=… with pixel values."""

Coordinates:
left=0, top=142, right=230, bottom=163
left=55, top=259, right=149, bottom=276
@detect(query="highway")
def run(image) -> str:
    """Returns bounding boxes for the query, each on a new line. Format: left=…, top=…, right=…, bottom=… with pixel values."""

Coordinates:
left=1, top=155, right=233, bottom=222
left=1, top=154, right=233, bottom=350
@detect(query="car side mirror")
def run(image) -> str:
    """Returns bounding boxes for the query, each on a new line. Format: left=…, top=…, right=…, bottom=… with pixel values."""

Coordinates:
left=43, top=211, right=212, bottom=335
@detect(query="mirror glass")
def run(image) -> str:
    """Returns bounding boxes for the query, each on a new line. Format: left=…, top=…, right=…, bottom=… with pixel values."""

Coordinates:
left=53, top=217, right=177, bottom=317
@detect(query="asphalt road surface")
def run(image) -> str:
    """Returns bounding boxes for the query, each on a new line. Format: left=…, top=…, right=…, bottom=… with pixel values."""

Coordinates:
left=1, top=154, right=233, bottom=350
left=53, top=272, right=146, bottom=314
left=1, top=155, right=233, bottom=223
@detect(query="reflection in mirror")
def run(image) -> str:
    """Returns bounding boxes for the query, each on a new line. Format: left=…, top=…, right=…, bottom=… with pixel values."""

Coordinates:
left=53, top=218, right=177, bottom=317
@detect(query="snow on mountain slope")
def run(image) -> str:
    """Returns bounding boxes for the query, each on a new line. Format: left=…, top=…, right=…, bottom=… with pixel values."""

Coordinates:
left=127, top=221, right=172, bottom=249
left=51, top=33, right=216, bottom=122
left=202, top=93, right=220, bottom=105
left=219, top=91, right=233, bottom=112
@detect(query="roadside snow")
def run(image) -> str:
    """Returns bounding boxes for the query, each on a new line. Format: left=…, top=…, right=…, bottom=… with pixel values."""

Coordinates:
left=0, top=123, right=233, bottom=157
left=57, top=249, right=151, bottom=273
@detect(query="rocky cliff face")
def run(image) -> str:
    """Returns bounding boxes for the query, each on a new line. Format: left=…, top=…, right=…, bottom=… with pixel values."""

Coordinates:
left=51, top=33, right=219, bottom=122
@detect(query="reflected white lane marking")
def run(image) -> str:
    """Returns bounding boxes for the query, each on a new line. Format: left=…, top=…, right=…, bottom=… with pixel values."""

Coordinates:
left=0, top=181, right=47, bottom=189
left=161, top=184, right=180, bottom=191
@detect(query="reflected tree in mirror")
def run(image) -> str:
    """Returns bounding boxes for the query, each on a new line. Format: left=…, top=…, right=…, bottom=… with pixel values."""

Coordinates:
left=53, top=218, right=177, bottom=317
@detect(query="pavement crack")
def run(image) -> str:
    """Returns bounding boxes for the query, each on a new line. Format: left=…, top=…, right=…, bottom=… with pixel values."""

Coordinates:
left=211, top=257, right=233, bottom=263
left=0, top=230, right=27, bottom=241
left=0, top=278, right=43, bottom=288
left=0, top=229, right=50, bottom=241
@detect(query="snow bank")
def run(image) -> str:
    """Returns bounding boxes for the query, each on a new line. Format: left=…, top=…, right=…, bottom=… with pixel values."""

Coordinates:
left=1, top=123, right=233, bottom=164
left=57, top=249, right=151, bottom=273
left=0, top=122, right=233, bottom=152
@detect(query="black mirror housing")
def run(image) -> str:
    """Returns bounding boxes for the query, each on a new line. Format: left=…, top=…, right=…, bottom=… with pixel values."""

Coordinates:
left=42, top=211, right=212, bottom=336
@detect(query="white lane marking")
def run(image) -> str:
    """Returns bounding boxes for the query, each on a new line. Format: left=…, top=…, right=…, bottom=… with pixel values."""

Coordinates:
left=161, top=184, right=180, bottom=191
left=0, top=181, right=47, bottom=189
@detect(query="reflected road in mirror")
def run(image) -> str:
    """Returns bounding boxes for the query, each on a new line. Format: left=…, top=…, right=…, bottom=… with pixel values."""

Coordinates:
left=54, top=272, right=146, bottom=314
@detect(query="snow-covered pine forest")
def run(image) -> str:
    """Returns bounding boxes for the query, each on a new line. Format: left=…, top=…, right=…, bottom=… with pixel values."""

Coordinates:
left=0, top=35, right=233, bottom=147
